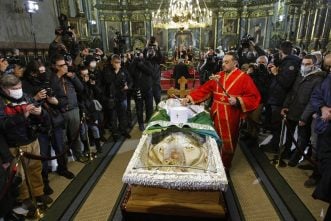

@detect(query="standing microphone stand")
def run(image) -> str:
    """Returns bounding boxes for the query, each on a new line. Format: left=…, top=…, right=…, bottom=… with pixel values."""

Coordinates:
left=82, top=113, right=96, bottom=162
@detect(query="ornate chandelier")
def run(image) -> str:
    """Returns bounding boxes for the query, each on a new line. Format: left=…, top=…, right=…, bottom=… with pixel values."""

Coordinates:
left=152, top=0, right=212, bottom=29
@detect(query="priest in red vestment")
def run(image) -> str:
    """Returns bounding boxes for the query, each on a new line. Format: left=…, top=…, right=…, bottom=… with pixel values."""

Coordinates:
left=182, top=52, right=261, bottom=169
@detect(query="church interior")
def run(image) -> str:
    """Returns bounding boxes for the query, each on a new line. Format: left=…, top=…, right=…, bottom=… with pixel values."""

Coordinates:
left=0, top=0, right=331, bottom=221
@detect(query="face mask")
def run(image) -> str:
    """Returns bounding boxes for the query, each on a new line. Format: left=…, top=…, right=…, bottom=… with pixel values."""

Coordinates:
left=89, top=62, right=97, bottom=69
left=9, top=88, right=23, bottom=99
left=300, top=65, right=313, bottom=76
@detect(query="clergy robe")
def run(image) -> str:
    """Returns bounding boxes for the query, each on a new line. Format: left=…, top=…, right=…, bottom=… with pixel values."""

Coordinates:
left=188, top=68, right=261, bottom=168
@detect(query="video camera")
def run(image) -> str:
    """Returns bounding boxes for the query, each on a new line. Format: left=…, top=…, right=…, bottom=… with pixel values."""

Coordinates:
left=241, top=34, right=255, bottom=48
left=6, top=56, right=21, bottom=65
left=114, top=31, right=126, bottom=45
left=56, top=14, right=74, bottom=37
left=89, top=73, right=97, bottom=81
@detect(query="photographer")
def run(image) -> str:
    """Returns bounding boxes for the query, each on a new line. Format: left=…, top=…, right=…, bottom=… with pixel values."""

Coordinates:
left=0, top=74, right=53, bottom=215
left=49, top=55, right=86, bottom=163
left=84, top=55, right=102, bottom=83
left=198, top=49, right=219, bottom=85
left=238, top=35, right=266, bottom=67
left=49, top=14, right=79, bottom=63
left=129, top=51, right=154, bottom=131
left=145, top=44, right=162, bottom=107
left=22, top=60, right=75, bottom=191
left=113, top=32, right=126, bottom=55
left=77, top=65, right=103, bottom=154
left=100, top=55, right=131, bottom=141
left=260, top=41, right=301, bottom=153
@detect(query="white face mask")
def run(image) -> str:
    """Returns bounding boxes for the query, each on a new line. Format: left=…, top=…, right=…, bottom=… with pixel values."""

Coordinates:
left=300, top=65, right=313, bottom=76
left=8, top=88, right=23, bottom=99
left=89, top=62, right=97, bottom=69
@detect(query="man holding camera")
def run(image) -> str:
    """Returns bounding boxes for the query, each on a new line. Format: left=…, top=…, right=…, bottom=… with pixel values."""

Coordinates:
left=238, top=36, right=266, bottom=67
left=0, top=74, right=53, bottom=214
left=198, top=49, right=219, bottom=85
left=50, top=55, right=86, bottom=163
left=260, top=41, right=301, bottom=153
left=100, top=55, right=131, bottom=140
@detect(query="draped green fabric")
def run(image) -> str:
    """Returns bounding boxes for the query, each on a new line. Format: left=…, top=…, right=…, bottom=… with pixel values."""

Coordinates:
left=146, top=109, right=221, bottom=145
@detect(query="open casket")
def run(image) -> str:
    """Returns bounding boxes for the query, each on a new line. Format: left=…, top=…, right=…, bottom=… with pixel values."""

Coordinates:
left=123, top=99, right=228, bottom=191
left=121, top=99, right=228, bottom=220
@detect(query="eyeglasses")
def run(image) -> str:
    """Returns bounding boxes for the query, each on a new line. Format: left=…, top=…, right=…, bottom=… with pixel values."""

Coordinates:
left=302, top=63, right=313, bottom=66
left=56, top=63, right=67, bottom=67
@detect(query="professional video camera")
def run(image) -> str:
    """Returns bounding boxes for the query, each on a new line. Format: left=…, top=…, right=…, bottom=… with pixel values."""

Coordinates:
left=241, top=34, right=255, bottom=48
left=6, top=56, right=21, bottom=65
left=55, top=14, right=74, bottom=37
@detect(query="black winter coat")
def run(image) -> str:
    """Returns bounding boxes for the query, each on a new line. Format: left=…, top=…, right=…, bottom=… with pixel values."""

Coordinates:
left=267, top=54, right=301, bottom=106
left=283, top=70, right=327, bottom=122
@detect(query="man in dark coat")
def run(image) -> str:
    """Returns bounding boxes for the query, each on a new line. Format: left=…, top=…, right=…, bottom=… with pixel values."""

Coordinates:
left=260, top=41, right=301, bottom=153
left=310, top=54, right=331, bottom=221
left=281, top=55, right=326, bottom=164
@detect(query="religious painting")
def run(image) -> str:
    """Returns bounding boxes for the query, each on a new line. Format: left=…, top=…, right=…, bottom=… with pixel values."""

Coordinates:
left=132, top=36, right=146, bottom=51
left=168, top=29, right=177, bottom=50
left=222, top=19, right=238, bottom=34
left=248, top=17, right=267, bottom=47
left=221, top=35, right=238, bottom=51
left=175, top=30, right=193, bottom=49
left=68, top=18, right=88, bottom=39
left=131, top=21, right=145, bottom=36
left=190, top=28, right=200, bottom=50
left=201, top=27, right=214, bottom=50
left=106, top=21, right=122, bottom=52
left=153, top=28, right=167, bottom=50
left=216, top=19, right=223, bottom=47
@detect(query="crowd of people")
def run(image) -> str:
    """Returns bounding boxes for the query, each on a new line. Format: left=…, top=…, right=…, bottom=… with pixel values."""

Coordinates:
left=0, top=25, right=162, bottom=219
left=0, top=23, right=330, bottom=220
left=181, top=39, right=331, bottom=220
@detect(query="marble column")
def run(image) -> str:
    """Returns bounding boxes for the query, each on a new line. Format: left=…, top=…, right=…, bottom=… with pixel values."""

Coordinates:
left=296, top=2, right=309, bottom=48
left=216, top=11, right=223, bottom=47
left=122, top=11, right=130, bottom=52
left=304, top=4, right=317, bottom=50
left=320, top=2, right=331, bottom=50
left=239, top=6, right=249, bottom=38
left=99, top=15, right=108, bottom=51
left=286, top=6, right=295, bottom=41
left=145, top=10, right=152, bottom=40
left=292, top=7, right=300, bottom=42
left=312, top=1, right=327, bottom=50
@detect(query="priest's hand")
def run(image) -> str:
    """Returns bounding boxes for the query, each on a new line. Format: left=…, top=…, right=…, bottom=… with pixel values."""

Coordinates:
left=228, top=97, right=237, bottom=106
left=181, top=97, right=190, bottom=106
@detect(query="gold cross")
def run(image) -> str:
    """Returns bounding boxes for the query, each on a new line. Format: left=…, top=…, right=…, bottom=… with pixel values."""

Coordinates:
left=167, top=76, right=191, bottom=98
